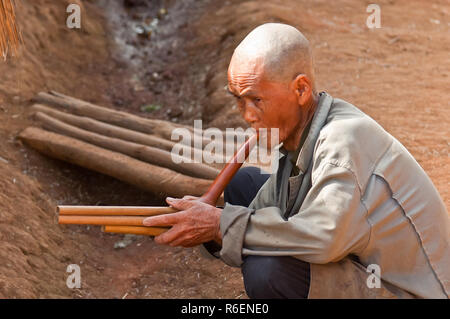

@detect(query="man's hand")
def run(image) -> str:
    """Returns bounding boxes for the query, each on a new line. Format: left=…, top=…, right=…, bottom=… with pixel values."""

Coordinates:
left=142, top=196, right=222, bottom=247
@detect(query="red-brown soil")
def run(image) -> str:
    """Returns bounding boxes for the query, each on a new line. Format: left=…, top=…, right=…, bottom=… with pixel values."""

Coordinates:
left=0, top=0, right=448, bottom=298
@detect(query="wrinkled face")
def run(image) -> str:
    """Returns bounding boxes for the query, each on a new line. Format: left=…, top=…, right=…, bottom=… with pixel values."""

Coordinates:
left=227, top=55, right=302, bottom=148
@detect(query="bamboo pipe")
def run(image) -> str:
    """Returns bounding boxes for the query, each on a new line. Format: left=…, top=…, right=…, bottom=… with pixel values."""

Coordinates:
left=58, top=206, right=176, bottom=216
left=59, top=215, right=148, bottom=226
left=58, top=208, right=174, bottom=234
left=103, top=226, right=167, bottom=236
left=58, top=134, right=258, bottom=236
left=197, top=133, right=257, bottom=205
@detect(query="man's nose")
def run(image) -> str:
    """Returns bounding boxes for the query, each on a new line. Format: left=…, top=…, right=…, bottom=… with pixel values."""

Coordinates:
left=243, top=104, right=259, bottom=124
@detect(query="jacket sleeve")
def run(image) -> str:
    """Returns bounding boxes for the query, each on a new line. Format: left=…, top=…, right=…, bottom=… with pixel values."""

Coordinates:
left=219, top=161, right=370, bottom=267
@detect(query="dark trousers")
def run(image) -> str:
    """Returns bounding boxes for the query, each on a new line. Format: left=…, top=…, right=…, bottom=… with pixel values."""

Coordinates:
left=224, top=166, right=311, bottom=299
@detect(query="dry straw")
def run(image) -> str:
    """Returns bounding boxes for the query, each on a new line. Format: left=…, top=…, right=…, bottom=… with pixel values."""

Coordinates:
left=0, top=0, right=21, bottom=60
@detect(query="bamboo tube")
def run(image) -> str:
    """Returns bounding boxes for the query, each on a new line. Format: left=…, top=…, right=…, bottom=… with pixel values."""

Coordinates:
left=103, top=226, right=168, bottom=236
left=58, top=206, right=176, bottom=216
left=198, top=134, right=258, bottom=205
left=59, top=215, right=148, bottom=226
left=34, top=111, right=221, bottom=180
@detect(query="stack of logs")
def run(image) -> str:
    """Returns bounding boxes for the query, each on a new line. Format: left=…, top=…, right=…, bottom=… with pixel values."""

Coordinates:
left=18, top=91, right=254, bottom=200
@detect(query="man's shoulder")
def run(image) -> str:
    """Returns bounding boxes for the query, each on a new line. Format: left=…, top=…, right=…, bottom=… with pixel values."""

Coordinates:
left=323, top=97, right=381, bottom=134
left=317, top=97, right=393, bottom=157
left=312, top=96, right=394, bottom=190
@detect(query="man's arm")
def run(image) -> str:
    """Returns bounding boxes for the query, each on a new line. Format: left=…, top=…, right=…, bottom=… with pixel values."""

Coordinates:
left=220, top=161, right=371, bottom=267
left=142, top=164, right=279, bottom=251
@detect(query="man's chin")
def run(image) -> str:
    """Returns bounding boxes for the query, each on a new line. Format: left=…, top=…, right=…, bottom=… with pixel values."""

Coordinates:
left=256, top=131, right=280, bottom=150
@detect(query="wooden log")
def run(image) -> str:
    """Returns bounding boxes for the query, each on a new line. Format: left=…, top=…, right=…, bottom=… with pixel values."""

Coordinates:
left=34, top=91, right=190, bottom=136
left=48, top=91, right=249, bottom=141
left=58, top=206, right=176, bottom=216
left=30, top=104, right=226, bottom=168
left=103, top=225, right=168, bottom=236
left=18, top=127, right=212, bottom=198
left=34, top=92, right=223, bottom=149
left=34, top=111, right=220, bottom=180
left=34, top=91, right=248, bottom=148
left=31, top=104, right=175, bottom=150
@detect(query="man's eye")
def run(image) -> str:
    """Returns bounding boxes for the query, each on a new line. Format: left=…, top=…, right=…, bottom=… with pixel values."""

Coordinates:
left=254, top=98, right=261, bottom=103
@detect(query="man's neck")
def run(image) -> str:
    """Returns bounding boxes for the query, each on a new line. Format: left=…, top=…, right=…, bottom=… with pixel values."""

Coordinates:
left=283, top=94, right=318, bottom=151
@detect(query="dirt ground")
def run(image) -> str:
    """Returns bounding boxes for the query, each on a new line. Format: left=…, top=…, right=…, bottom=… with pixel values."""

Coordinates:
left=0, top=0, right=448, bottom=298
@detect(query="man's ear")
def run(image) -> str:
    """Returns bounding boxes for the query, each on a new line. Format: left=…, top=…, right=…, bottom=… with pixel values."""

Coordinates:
left=292, top=74, right=313, bottom=105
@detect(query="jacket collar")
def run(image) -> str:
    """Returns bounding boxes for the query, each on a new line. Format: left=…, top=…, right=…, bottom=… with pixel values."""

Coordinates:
left=277, top=92, right=333, bottom=173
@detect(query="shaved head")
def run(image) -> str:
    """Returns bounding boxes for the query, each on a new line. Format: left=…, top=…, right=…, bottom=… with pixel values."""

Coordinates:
left=230, top=23, right=315, bottom=90
left=227, top=23, right=318, bottom=151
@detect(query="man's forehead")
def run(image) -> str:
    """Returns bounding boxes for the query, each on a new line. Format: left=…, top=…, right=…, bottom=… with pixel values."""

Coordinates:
left=228, top=56, right=266, bottom=85
left=227, top=71, right=262, bottom=94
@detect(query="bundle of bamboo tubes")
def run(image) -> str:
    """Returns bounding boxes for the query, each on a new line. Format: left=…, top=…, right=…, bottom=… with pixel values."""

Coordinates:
left=58, top=206, right=174, bottom=236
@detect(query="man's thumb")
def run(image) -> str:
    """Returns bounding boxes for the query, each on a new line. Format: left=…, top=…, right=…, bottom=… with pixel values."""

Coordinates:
left=166, top=197, right=192, bottom=210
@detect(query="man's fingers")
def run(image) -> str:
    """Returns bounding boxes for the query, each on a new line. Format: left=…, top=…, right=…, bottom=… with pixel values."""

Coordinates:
left=143, top=212, right=183, bottom=227
left=166, top=197, right=196, bottom=210
left=154, top=225, right=184, bottom=245
left=182, top=195, right=200, bottom=201
left=168, top=235, right=197, bottom=248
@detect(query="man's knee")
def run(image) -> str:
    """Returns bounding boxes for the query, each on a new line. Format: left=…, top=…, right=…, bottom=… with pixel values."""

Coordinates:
left=225, top=166, right=261, bottom=194
left=224, top=166, right=269, bottom=207
left=242, top=256, right=310, bottom=299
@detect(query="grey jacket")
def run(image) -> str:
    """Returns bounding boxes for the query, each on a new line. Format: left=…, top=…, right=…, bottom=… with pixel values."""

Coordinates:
left=219, top=92, right=449, bottom=298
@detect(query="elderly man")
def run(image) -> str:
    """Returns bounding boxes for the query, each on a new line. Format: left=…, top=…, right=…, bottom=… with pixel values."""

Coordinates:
left=144, top=23, right=449, bottom=299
